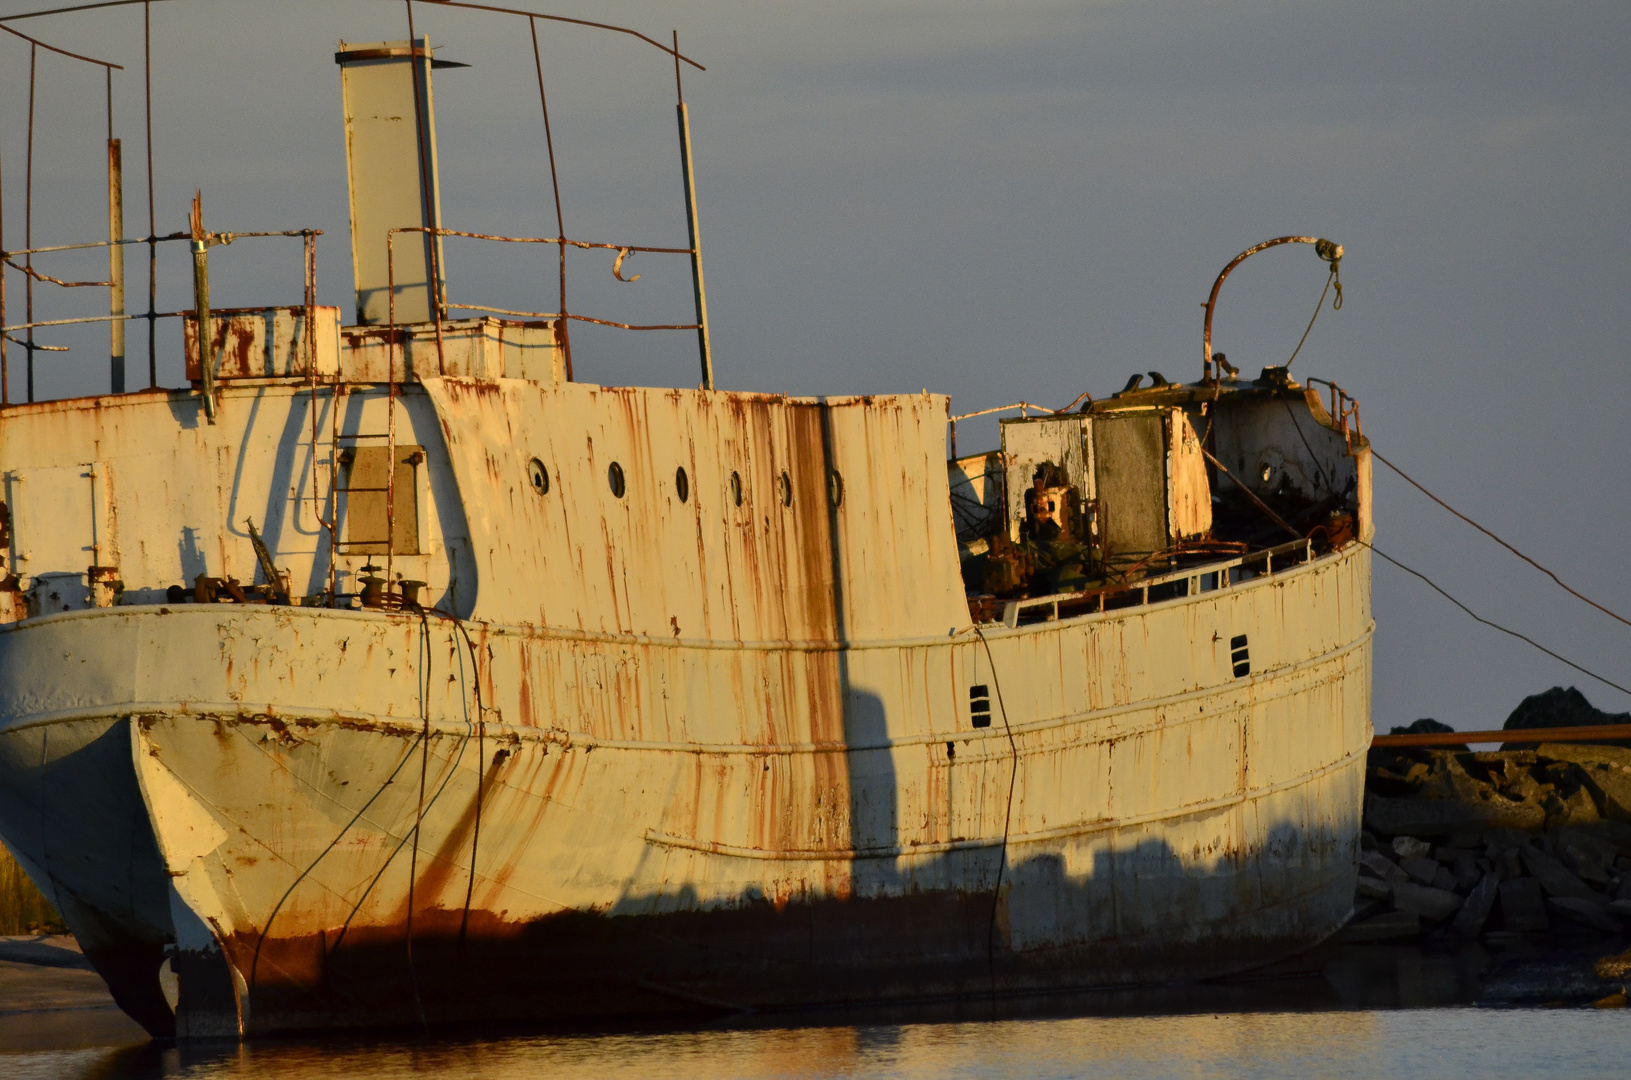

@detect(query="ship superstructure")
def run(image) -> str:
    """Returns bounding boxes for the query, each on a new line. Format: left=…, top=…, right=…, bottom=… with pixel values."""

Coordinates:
left=0, top=4, right=1371, bottom=1038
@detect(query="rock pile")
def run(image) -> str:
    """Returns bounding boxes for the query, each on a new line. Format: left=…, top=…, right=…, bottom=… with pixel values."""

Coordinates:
left=1348, top=740, right=1631, bottom=946
left=1503, top=686, right=1631, bottom=749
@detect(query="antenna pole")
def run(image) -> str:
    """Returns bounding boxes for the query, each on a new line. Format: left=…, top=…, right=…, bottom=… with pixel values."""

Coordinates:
left=674, top=30, right=713, bottom=390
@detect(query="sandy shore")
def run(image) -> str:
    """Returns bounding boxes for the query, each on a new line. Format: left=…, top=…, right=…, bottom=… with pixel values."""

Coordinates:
left=0, top=935, right=147, bottom=1053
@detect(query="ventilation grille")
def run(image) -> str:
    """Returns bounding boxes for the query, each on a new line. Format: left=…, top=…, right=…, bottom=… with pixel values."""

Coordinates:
left=970, top=684, right=992, bottom=728
left=1231, top=634, right=1250, bottom=678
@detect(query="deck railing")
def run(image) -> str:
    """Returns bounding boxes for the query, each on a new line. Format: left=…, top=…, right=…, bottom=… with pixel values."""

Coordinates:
left=984, top=537, right=1316, bottom=628
left=1, top=227, right=319, bottom=406
left=385, top=225, right=707, bottom=386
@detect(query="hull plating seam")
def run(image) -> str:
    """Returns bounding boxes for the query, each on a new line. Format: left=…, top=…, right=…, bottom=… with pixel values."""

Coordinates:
left=644, top=741, right=1370, bottom=860
left=0, top=543, right=1355, bottom=653
left=0, top=626, right=1371, bottom=752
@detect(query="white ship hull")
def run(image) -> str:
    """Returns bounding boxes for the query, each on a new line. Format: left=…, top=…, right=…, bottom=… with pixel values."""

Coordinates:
left=0, top=521, right=1370, bottom=1034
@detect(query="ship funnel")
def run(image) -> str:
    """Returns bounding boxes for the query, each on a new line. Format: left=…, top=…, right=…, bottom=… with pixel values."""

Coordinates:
left=336, top=38, right=451, bottom=326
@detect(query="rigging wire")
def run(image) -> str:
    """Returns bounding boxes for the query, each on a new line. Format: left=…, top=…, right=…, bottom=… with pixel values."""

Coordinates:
left=1279, top=396, right=1334, bottom=494
left=403, top=606, right=432, bottom=1028
left=1282, top=264, right=1339, bottom=371
left=1371, top=448, right=1631, bottom=632
left=972, top=627, right=1018, bottom=1004
left=451, top=616, right=487, bottom=946
left=1364, top=540, right=1631, bottom=698
left=247, top=731, right=425, bottom=994
left=324, top=616, right=479, bottom=960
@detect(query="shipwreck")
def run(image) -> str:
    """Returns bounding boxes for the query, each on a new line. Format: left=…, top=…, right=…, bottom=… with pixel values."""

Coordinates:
left=0, top=2, right=1372, bottom=1038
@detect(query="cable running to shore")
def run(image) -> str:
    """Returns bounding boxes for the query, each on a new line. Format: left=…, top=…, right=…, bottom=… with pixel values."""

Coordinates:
left=1364, top=540, right=1631, bottom=698
left=1372, top=448, right=1631, bottom=631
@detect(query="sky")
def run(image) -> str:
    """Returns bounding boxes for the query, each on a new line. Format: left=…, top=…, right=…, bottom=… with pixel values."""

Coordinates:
left=2, top=0, right=1629, bottom=733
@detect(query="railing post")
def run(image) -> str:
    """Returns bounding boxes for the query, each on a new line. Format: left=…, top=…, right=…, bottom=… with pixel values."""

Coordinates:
left=674, top=32, right=712, bottom=390
left=189, top=192, right=216, bottom=423
left=108, top=138, right=125, bottom=394
left=192, top=235, right=213, bottom=421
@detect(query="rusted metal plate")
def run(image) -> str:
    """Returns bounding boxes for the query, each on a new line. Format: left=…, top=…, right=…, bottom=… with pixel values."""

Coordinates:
left=999, top=416, right=1091, bottom=542
left=1211, top=395, right=1360, bottom=511
left=0, top=539, right=1369, bottom=1033
left=340, top=318, right=561, bottom=383
left=418, top=378, right=968, bottom=643
left=1092, top=411, right=1167, bottom=560
left=0, top=368, right=1372, bottom=1036
left=1165, top=407, right=1212, bottom=540
left=184, top=306, right=341, bottom=381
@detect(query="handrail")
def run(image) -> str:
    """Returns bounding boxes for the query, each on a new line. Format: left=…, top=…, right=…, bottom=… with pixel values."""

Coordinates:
left=386, top=226, right=706, bottom=348
left=948, top=400, right=1080, bottom=459
left=0, top=22, right=119, bottom=67
left=1, top=230, right=317, bottom=336
left=1372, top=723, right=1631, bottom=748
left=1306, top=376, right=1363, bottom=447
left=3, top=1, right=716, bottom=407
left=1, top=227, right=319, bottom=399
left=986, top=538, right=1316, bottom=628
left=950, top=401, right=1057, bottom=422
left=1, top=235, right=180, bottom=257
left=3, top=229, right=315, bottom=260
left=0, top=0, right=705, bottom=72
left=415, top=227, right=694, bottom=256
left=3, top=310, right=185, bottom=332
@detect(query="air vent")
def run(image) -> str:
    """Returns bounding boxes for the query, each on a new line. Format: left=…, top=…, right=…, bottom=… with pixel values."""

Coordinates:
left=1230, top=634, right=1250, bottom=678
left=970, top=684, right=992, bottom=728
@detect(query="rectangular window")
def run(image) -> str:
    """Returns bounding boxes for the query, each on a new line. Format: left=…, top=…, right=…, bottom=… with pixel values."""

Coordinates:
left=1231, top=634, right=1250, bottom=678
left=969, top=683, right=992, bottom=728
left=342, top=444, right=422, bottom=555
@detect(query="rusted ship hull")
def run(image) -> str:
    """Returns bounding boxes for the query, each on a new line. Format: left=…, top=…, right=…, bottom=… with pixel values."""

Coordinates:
left=0, top=537, right=1370, bottom=1035
left=0, top=5, right=1377, bottom=1038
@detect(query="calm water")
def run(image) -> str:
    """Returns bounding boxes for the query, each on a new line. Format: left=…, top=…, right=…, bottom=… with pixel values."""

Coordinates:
left=4, top=942, right=1625, bottom=1079
left=4, top=1009, right=1625, bottom=1080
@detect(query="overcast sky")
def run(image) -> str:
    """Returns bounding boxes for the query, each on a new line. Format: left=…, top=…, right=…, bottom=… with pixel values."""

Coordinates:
left=3, top=0, right=1629, bottom=733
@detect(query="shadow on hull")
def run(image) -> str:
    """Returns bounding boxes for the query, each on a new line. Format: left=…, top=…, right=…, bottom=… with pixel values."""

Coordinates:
left=208, top=817, right=1353, bottom=1036
left=0, top=710, right=1360, bottom=1038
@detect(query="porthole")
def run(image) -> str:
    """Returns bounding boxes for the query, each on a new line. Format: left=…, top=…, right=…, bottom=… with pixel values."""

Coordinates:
left=778, top=471, right=793, bottom=507
left=828, top=469, right=844, bottom=507
left=676, top=466, right=690, bottom=504
left=729, top=470, right=743, bottom=507
left=528, top=458, right=550, bottom=495
left=608, top=462, right=626, bottom=498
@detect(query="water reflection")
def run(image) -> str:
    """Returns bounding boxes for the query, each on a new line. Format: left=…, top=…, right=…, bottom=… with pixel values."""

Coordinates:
left=9, top=1008, right=1628, bottom=1080
left=3, top=943, right=1619, bottom=1080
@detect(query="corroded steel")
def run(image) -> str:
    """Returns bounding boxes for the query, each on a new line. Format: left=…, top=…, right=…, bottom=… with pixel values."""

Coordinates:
left=0, top=3, right=1374, bottom=1041
left=0, top=349, right=1374, bottom=1036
